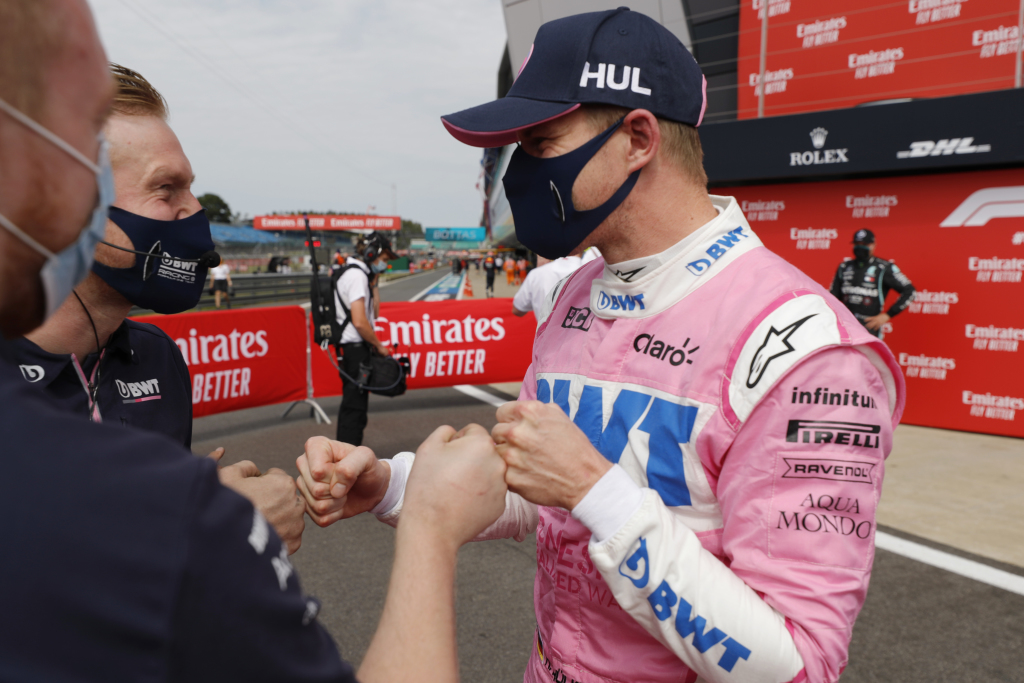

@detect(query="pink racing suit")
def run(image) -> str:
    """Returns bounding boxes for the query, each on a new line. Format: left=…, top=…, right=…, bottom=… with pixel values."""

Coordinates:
left=377, top=195, right=904, bottom=683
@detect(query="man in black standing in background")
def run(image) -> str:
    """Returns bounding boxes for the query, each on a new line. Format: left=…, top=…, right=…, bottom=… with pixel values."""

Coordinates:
left=830, top=228, right=916, bottom=339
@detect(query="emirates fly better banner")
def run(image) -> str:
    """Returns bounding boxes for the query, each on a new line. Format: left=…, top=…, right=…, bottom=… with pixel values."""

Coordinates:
left=311, top=299, right=536, bottom=395
left=133, top=306, right=307, bottom=418
left=719, top=167, right=1024, bottom=438
left=738, top=0, right=1022, bottom=118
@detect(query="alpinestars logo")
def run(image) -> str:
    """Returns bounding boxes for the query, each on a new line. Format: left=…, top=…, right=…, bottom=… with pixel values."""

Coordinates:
left=614, top=267, right=644, bottom=282
left=746, top=315, right=815, bottom=388
left=896, top=137, right=991, bottom=159
left=790, top=128, right=849, bottom=166
left=940, top=186, right=1024, bottom=227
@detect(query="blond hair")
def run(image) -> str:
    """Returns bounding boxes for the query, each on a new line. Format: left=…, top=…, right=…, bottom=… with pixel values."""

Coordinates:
left=584, top=105, right=707, bottom=187
left=0, top=0, right=60, bottom=118
left=110, top=63, right=168, bottom=119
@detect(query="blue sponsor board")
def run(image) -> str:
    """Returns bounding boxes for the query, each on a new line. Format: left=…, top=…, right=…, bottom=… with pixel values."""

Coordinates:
left=425, top=227, right=486, bottom=242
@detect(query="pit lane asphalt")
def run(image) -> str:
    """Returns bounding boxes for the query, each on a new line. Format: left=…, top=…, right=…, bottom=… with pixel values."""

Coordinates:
left=191, top=268, right=1024, bottom=682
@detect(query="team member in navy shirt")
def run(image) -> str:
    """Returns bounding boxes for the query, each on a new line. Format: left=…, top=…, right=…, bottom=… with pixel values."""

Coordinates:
left=11, top=317, right=193, bottom=443
left=0, top=2, right=509, bottom=681
left=13, top=62, right=310, bottom=551
left=18, top=64, right=202, bottom=445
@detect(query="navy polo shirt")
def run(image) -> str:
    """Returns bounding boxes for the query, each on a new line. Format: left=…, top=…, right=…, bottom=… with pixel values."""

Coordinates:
left=9, top=319, right=192, bottom=447
left=0, top=343, right=355, bottom=682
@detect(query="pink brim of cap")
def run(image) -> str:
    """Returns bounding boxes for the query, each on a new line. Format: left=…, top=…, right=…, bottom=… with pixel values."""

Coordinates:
left=441, top=103, right=582, bottom=148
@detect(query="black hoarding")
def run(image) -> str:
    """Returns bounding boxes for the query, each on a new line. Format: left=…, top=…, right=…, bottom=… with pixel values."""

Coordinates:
left=701, top=89, right=1024, bottom=186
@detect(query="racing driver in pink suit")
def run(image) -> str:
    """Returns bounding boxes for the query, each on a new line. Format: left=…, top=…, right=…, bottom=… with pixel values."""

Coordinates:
left=297, top=8, right=905, bottom=683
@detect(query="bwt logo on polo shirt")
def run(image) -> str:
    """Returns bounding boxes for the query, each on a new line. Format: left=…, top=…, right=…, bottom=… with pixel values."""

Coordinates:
left=596, top=291, right=646, bottom=311
left=116, top=378, right=161, bottom=402
left=580, top=62, right=652, bottom=95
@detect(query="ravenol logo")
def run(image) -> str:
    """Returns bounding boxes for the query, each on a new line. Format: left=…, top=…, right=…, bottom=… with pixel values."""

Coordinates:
left=596, top=291, right=646, bottom=311
left=686, top=227, right=749, bottom=276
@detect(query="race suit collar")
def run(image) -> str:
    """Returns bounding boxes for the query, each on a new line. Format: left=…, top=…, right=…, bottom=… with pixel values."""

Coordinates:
left=605, top=204, right=723, bottom=282
left=589, top=195, right=762, bottom=319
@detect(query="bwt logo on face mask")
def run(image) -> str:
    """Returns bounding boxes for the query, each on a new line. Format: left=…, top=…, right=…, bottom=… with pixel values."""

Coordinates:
left=157, top=252, right=199, bottom=284
left=596, top=291, right=645, bottom=311
left=686, top=227, right=749, bottom=276
left=579, top=62, right=652, bottom=95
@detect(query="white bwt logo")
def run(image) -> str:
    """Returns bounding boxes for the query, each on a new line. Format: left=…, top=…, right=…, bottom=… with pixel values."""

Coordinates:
left=940, top=186, right=1024, bottom=227
left=18, top=365, right=45, bottom=382
left=116, top=378, right=161, bottom=398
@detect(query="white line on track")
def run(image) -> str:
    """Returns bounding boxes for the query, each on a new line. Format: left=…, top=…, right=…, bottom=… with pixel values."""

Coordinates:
left=409, top=274, right=454, bottom=302
left=875, top=531, right=1024, bottom=596
left=453, top=384, right=510, bottom=408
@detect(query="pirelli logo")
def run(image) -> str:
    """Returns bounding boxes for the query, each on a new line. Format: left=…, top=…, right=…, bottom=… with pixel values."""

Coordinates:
left=786, top=419, right=881, bottom=449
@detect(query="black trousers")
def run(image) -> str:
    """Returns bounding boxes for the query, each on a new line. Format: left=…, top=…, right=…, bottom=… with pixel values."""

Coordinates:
left=336, top=342, right=370, bottom=445
left=485, top=271, right=495, bottom=292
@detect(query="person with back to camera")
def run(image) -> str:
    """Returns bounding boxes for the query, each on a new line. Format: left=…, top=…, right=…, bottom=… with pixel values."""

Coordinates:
left=300, top=9, right=906, bottom=683
left=333, top=231, right=396, bottom=446
left=512, top=246, right=600, bottom=324
left=0, top=2, right=510, bottom=680
left=5, top=62, right=305, bottom=553
left=830, top=228, right=915, bottom=339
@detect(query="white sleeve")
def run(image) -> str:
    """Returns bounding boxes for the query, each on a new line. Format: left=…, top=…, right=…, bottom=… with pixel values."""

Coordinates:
left=575, top=471, right=803, bottom=683
left=373, top=452, right=538, bottom=542
left=512, top=274, right=534, bottom=311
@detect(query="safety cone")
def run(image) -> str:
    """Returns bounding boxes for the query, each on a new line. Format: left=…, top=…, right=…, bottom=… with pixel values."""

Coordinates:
left=463, top=273, right=474, bottom=298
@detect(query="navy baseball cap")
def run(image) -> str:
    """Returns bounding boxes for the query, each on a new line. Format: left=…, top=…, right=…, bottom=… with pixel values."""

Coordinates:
left=441, top=7, right=706, bottom=148
left=853, top=229, right=875, bottom=244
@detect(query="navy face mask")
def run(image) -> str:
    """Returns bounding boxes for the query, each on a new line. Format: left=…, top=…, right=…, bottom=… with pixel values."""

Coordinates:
left=93, top=207, right=215, bottom=313
left=502, top=118, right=640, bottom=259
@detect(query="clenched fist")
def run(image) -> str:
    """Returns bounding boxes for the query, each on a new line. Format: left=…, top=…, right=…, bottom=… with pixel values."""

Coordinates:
left=219, top=460, right=306, bottom=554
left=491, top=400, right=610, bottom=510
left=295, top=437, right=391, bottom=527
left=402, top=424, right=508, bottom=551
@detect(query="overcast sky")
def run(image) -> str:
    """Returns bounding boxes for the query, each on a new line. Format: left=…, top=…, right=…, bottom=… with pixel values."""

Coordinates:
left=89, top=0, right=507, bottom=228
